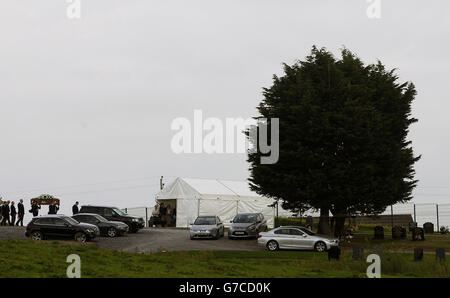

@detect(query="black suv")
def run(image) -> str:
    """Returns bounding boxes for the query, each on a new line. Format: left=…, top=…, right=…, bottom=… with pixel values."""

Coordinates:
left=25, top=215, right=99, bottom=242
left=79, top=205, right=144, bottom=233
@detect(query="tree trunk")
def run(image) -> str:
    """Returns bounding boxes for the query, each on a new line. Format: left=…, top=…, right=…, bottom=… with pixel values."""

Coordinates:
left=333, top=214, right=346, bottom=238
left=317, top=208, right=331, bottom=235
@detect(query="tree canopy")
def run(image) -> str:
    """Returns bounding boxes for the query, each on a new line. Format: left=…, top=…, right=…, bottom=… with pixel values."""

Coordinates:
left=247, top=46, right=420, bottom=235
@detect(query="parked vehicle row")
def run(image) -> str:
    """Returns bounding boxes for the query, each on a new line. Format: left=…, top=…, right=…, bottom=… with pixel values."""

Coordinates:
left=189, top=212, right=339, bottom=252
left=24, top=209, right=339, bottom=252
left=25, top=205, right=145, bottom=242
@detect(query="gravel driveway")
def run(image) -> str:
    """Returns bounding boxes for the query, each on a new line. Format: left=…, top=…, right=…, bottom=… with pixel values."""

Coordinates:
left=0, top=226, right=260, bottom=253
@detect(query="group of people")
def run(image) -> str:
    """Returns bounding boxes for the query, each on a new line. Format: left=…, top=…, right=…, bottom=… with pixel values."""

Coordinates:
left=0, top=200, right=65, bottom=227
left=152, top=202, right=176, bottom=227
left=0, top=200, right=25, bottom=226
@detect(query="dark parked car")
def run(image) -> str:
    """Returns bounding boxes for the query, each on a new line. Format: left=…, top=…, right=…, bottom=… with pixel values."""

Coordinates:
left=25, top=215, right=99, bottom=242
left=228, top=213, right=267, bottom=239
left=79, top=205, right=144, bottom=233
left=72, top=213, right=129, bottom=237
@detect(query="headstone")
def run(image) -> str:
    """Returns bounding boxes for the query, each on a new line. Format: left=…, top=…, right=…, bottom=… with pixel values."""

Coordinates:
left=408, top=221, right=417, bottom=232
left=414, top=248, right=424, bottom=261
left=412, top=227, right=425, bottom=241
left=401, top=227, right=407, bottom=239
left=423, top=222, right=434, bottom=234
left=306, top=216, right=313, bottom=227
left=436, top=248, right=446, bottom=262
left=372, top=245, right=384, bottom=256
left=374, top=226, right=384, bottom=239
left=352, top=247, right=364, bottom=261
left=392, top=226, right=403, bottom=240
left=328, top=246, right=341, bottom=261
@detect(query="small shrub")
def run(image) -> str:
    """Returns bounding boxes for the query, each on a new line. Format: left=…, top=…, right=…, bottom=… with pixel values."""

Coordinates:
left=440, top=226, right=449, bottom=235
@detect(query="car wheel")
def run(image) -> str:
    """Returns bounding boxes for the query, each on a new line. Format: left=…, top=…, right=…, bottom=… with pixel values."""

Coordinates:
left=31, top=231, right=43, bottom=241
left=266, top=240, right=279, bottom=251
left=214, top=230, right=220, bottom=240
left=314, top=241, right=327, bottom=252
left=107, top=227, right=117, bottom=238
left=75, top=232, right=87, bottom=243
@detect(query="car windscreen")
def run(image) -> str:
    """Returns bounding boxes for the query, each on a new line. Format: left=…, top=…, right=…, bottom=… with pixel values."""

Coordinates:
left=113, top=208, right=127, bottom=216
left=194, top=217, right=216, bottom=225
left=63, top=217, right=79, bottom=225
left=94, top=214, right=108, bottom=222
left=233, top=214, right=257, bottom=223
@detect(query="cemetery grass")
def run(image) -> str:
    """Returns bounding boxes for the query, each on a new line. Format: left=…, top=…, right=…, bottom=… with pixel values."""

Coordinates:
left=0, top=239, right=449, bottom=278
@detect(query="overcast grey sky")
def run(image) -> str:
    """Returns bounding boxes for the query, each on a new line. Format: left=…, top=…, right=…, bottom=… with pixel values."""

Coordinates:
left=0, top=0, right=449, bottom=218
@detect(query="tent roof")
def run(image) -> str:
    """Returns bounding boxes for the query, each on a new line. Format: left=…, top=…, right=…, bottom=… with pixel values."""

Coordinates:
left=156, top=177, right=262, bottom=200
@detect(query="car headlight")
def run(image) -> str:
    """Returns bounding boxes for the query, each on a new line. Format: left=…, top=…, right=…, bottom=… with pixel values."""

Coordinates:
left=247, top=224, right=256, bottom=231
left=86, top=229, right=93, bottom=233
left=132, top=218, right=139, bottom=222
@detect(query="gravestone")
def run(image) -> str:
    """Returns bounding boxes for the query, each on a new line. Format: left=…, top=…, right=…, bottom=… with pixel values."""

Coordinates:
left=401, top=227, right=407, bottom=239
left=436, top=248, right=446, bottom=262
left=352, top=247, right=364, bottom=261
left=408, top=221, right=417, bottom=232
left=392, top=226, right=403, bottom=240
left=374, top=226, right=384, bottom=239
left=412, top=227, right=425, bottom=241
left=372, top=245, right=384, bottom=256
left=328, top=246, right=341, bottom=261
left=414, top=248, right=424, bottom=261
left=423, top=222, right=434, bottom=234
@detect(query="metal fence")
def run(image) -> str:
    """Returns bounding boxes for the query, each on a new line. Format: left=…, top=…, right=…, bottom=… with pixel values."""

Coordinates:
left=299, top=203, right=450, bottom=232
left=123, top=203, right=450, bottom=231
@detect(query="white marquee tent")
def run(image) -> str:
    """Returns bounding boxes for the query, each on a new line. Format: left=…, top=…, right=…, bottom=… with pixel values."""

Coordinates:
left=155, top=177, right=291, bottom=228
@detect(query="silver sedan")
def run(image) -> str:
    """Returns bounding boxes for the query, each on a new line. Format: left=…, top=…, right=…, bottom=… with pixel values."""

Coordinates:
left=190, top=216, right=224, bottom=240
left=258, top=226, right=339, bottom=252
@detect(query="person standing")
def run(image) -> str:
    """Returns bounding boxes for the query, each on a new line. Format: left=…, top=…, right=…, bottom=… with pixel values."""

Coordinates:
left=30, top=201, right=41, bottom=217
left=1, top=201, right=10, bottom=226
left=10, top=201, right=16, bottom=226
left=159, top=203, right=167, bottom=227
left=72, top=202, right=79, bottom=215
left=48, top=202, right=59, bottom=215
left=16, top=199, right=25, bottom=226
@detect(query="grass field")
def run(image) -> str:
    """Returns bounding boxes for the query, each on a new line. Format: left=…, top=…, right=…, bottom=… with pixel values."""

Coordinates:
left=0, top=240, right=449, bottom=278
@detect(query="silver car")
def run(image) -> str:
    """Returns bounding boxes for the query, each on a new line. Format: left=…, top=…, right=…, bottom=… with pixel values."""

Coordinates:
left=258, top=226, right=339, bottom=252
left=190, top=216, right=224, bottom=240
left=228, top=213, right=267, bottom=239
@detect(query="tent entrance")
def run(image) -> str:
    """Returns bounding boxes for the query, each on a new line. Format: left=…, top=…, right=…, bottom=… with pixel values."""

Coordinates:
left=160, top=199, right=177, bottom=227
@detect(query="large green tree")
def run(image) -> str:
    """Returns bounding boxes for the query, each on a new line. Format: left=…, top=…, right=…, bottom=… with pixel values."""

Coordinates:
left=248, top=46, right=420, bottom=236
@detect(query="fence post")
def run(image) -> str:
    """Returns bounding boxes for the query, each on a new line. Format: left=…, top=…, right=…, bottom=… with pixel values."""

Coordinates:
left=436, top=204, right=439, bottom=233
left=145, top=207, right=148, bottom=228
left=391, top=205, right=394, bottom=228
left=413, top=204, right=416, bottom=222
